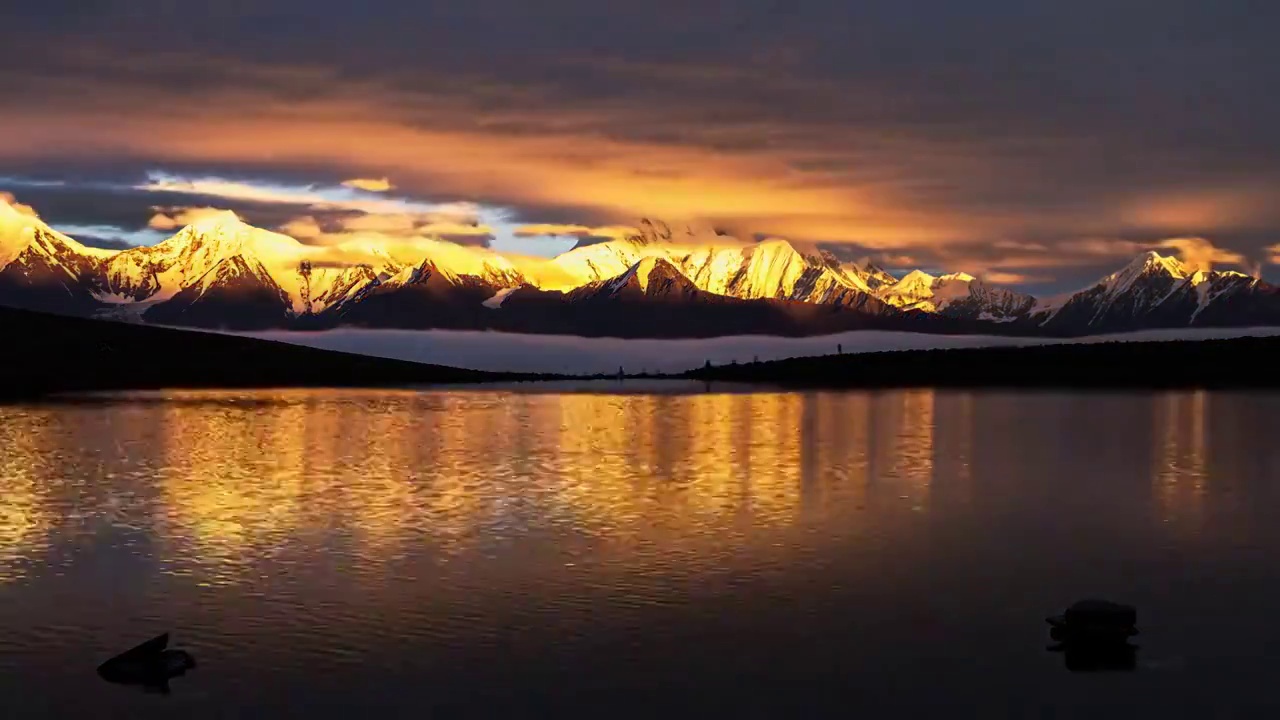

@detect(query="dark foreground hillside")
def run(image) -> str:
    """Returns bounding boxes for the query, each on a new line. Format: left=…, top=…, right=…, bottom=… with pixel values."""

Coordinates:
left=684, top=335, right=1280, bottom=389
left=0, top=307, right=538, bottom=400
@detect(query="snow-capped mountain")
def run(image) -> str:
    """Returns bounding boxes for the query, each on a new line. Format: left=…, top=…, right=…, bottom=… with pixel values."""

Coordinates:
left=880, top=270, right=1035, bottom=322
left=0, top=199, right=115, bottom=314
left=98, top=212, right=300, bottom=305
left=326, top=253, right=533, bottom=329
left=857, top=262, right=899, bottom=291
left=1029, top=251, right=1277, bottom=333
left=4, top=196, right=1280, bottom=338
left=143, top=253, right=295, bottom=329
left=99, top=213, right=425, bottom=321
left=0, top=203, right=531, bottom=327
left=569, top=256, right=711, bottom=302
left=496, top=255, right=915, bottom=338
left=550, top=219, right=890, bottom=314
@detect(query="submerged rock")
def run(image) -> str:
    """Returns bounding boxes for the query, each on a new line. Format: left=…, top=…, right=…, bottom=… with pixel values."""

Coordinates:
left=1046, top=599, right=1139, bottom=672
left=1048, top=599, right=1138, bottom=629
left=1054, top=640, right=1138, bottom=672
left=97, top=633, right=197, bottom=694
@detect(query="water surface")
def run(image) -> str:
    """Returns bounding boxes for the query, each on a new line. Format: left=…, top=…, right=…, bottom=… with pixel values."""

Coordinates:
left=1, top=388, right=1278, bottom=717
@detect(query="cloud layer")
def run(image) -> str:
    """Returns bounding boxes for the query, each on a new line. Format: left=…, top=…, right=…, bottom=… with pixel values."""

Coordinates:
left=1, top=1, right=1278, bottom=289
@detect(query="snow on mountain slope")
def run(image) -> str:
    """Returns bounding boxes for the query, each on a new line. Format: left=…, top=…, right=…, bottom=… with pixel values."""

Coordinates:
left=879, top=269, right=1034, bottom=320
left=8, top=195, right=1280, bottom=337
left=95, top=213, right=531, bottom=317
left=373, top=239, right=530, bottom=292
left=880, top=270, right=938, bottom=309
left=575, top=256, right=704, bottom=300
left=601, top=256, right=670, bottom=296
left=482, top=287, right=519, bottom=309
left=99, top=212, right=307, bottom=306
left=856, top=262, right=899, bottom=291
left=551, top=221, right=878, bottom=307
left=143, top=253, right=295, bottom=329
left=0, top=198, right=115, bottom=269
left=1107, top=250, right=1188, bottom=295
left=0, top=198, right=119, bottom=313
left=1032, top=251, right=1188, bottom=330
left=1184, top=270, right=1258, bottom=323
left=1029, top=251, right=1275, bottom=332
left=544, top=218, right=697, bottom=287
left=304, top=264, right=385, bottom=314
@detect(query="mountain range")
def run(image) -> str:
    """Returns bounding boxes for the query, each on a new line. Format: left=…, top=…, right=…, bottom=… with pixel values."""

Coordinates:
left=3, top=198, right=1278, bottom=338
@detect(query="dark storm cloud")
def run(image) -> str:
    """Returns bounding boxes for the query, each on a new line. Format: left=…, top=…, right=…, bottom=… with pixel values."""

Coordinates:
left=2, top=0, right=1279, bottom=286
left=0, top=179, right=351, bottom=238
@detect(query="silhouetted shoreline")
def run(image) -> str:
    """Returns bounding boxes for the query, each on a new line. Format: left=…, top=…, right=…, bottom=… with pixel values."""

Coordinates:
left=8, top=305, right=1280, bottom=399
left=0, top=306, right=552, bottom=400
left=682, top=335, right=1280, bottom=389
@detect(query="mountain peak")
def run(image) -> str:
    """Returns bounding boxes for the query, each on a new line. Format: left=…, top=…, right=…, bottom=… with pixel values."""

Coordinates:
left=180, top=211, right=255, bottom=237
left=1128, top=250, right=1186, bottom=277
left=0, top=196, right=47, bottom=233
left=590, top=255, right=695, bottom=299
left=854, top=261, right=898, bottom=290
left=164, top=213, right=304, bottom=266
left=896, top=269, right=937, bottom=287
left=633, top=218, right=674, bottom=244
left=0, top=196, right=116, bottom=267
left=0, top=196, right=25, bottom=218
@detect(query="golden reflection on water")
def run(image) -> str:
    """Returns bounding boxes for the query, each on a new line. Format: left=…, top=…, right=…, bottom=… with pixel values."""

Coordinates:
left=1153, top=391, right=1209, bottom=529
left=868, top=390, right=935, bottom=511
left=0, top=387, right=1259, bottom=590
left=547, top=392, right=808, bottom=551
left=156, top=397, right=312, bottom=573
left=0, top=389, right=914, bottom=586
left=0, top=408, right=55, bottom=583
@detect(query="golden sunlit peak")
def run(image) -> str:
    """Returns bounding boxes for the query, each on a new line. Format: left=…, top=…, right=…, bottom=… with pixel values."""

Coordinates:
left=149, top=206, right=246, bottom=231
left=186, top=210, right=248, bottom=231
left=0, top=192, right=39, bottom=220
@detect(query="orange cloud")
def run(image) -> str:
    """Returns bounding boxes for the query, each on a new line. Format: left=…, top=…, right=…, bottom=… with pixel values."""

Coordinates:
left=865, top=252, right=920, bottom=268
left=136, top=175, right=436, bottom=216
left=992, top=239, right=1048, bottom=252
left=147, top=206, right=242, bottom=230
left=0, top=192, right=38, bottom=218
left=514, top=224, right=639, bottom=240
left=4, top=47, right=1276, bottom=288
left=514, top=224, right=591, bottom=236
left=415, top=222, right=491, bottom=237
left=951, top=236, right=1249, bottom=278
left=0, top=57, right=965, bottom=249
left=1122, top=188, right=1277, bottom=232
left=279, top=212, right=492, bottom=247
left=1154, top=236, right=1245, bottom=272
left=280, top=216, right=324, bottom=240
left=341, top=177, right=394, bottom=192
left=979, top=270, right=1049, bottom=285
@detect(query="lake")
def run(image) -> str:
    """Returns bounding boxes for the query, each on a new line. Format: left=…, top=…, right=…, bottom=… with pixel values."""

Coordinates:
left=1, top=386, right=1279, bottom=717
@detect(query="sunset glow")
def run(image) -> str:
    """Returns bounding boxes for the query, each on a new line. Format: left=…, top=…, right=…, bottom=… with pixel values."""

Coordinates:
left=1, top=1, right=1276, bottom=293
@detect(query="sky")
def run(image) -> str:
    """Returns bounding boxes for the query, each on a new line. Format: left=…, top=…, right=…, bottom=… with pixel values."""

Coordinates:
left=1, top=1, right=1277, bottom=294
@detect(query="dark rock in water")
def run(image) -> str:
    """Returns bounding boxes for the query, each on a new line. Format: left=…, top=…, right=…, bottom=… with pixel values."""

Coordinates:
left=1061, top=599, right=1137, bottom=627
left=1046, top=599, right=1139, bottom=672
left=1049, top=639, right=1138, bottom=673
left=1049, top=622, right=1138, bottom=645
left=1047, top=599, right=1137, bottom=634
left=97, top=633, right=197, bottom=694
